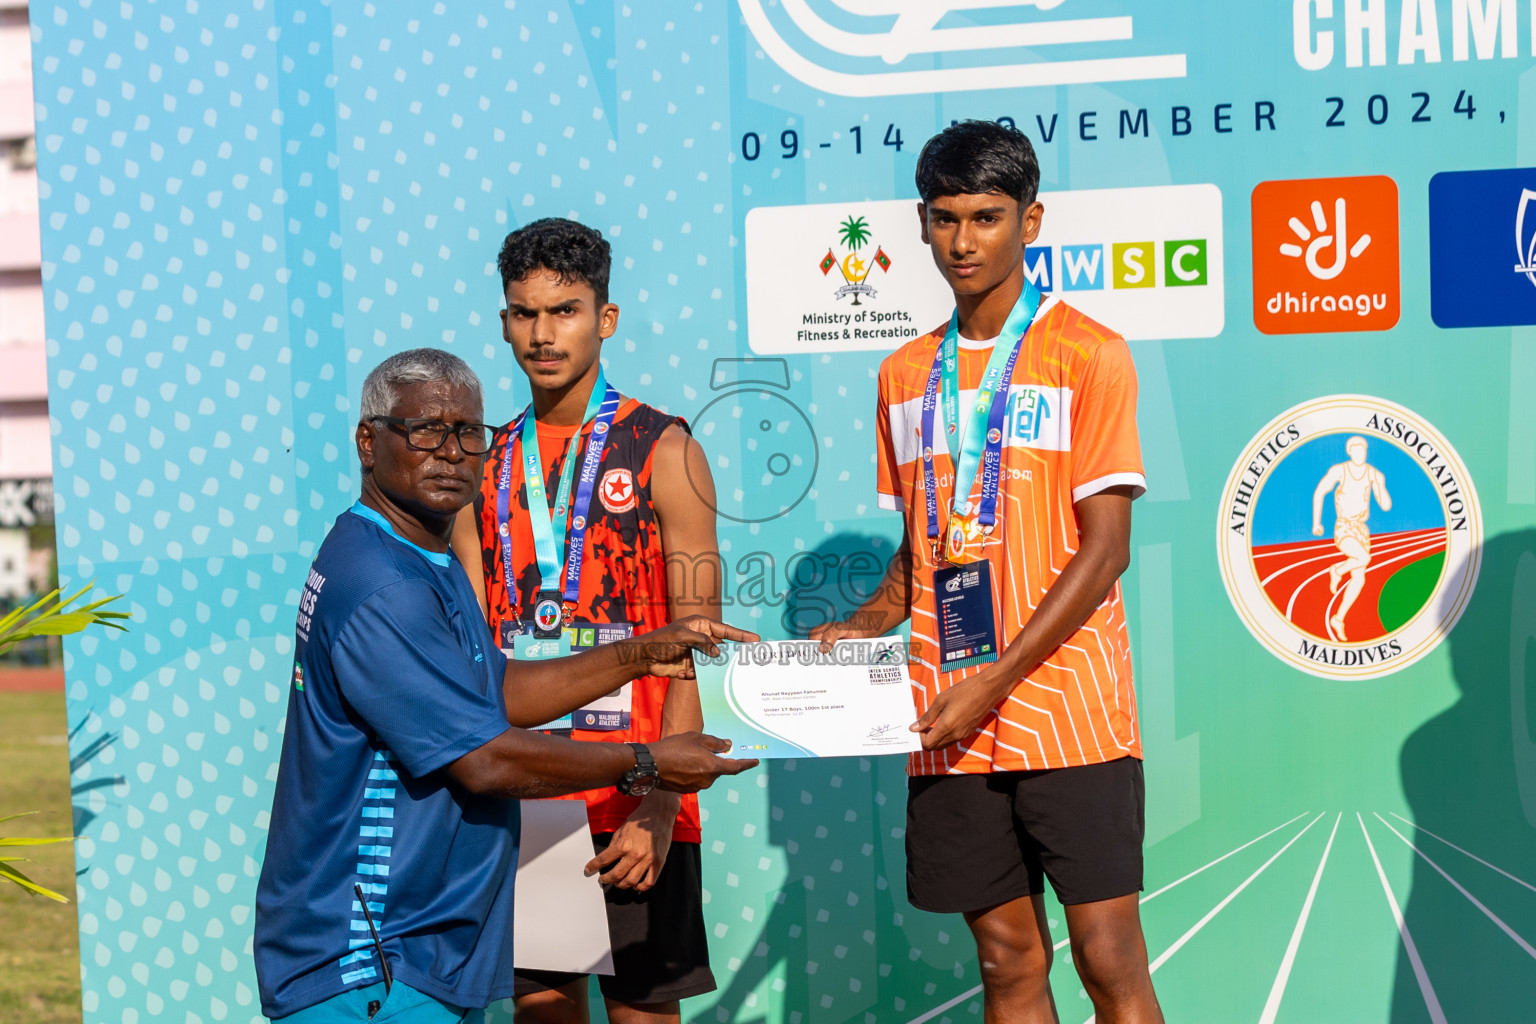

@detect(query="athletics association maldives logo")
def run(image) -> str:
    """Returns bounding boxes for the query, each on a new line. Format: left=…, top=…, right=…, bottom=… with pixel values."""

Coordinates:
left=533, top=598, right=563, bottom=634
left=1218, top=396, right=1481, bottom=680
left=738, top=0, right=1186, bottom=96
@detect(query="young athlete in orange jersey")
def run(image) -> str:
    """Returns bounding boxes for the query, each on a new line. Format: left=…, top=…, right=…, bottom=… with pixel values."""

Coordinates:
left=813, top=121, right=1165, bottom=1024
left=452, top=218, right=723, bottom=1024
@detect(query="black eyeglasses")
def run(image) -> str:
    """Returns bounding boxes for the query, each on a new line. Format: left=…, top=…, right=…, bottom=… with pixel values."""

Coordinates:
left=372, top=416, right=495, bottom=455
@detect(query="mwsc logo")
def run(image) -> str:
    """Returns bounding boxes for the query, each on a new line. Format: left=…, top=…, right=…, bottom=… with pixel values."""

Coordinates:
left=737, top=0, right=1186, bottom=96
left=1027, top=183, right=1225, bottom=340
left=1024, top=239, right=1209, bottom=293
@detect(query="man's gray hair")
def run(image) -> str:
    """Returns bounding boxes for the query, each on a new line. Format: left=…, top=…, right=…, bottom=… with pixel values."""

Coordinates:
left=359, top=348, right=483, bottom=422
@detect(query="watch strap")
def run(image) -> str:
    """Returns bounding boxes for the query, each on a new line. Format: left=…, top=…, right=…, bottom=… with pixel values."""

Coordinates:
left=618, top=742, right=658, bottom=796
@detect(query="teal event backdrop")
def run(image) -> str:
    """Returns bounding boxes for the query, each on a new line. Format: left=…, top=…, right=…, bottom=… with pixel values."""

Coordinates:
left=26, top=1, right=1536, bottom=1021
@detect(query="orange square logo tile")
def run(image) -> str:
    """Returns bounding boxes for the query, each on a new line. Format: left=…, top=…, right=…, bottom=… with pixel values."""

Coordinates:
left=1252, top=175, right=1400, bottom=334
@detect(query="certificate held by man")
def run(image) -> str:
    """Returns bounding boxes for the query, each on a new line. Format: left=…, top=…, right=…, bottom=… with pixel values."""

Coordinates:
left=694, top=638, right=924, bottom=758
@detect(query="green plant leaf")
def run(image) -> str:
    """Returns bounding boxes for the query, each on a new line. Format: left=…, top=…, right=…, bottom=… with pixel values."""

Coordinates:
left=0, top=582, right=129, bottom=653
left=0, top=836, right=74, bottom=847
left=0, top=861, right=70, bottom=903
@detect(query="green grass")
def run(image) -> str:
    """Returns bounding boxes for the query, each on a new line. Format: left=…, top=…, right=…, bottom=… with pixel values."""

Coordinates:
left=0, top=691, right=83, bottom=1024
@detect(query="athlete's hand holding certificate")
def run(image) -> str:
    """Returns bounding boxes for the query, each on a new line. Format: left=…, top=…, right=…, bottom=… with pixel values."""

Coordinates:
left=693, top=638, right=923, bottom=759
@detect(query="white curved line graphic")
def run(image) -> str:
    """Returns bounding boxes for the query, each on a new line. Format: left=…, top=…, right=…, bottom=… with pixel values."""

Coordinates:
left=832, top=0, right=1069, bottom=15
left=722, top=649, right=816, bottom=758
left=739, top=0, right=1185, bottom=97
left=781, top=0, right=1130, bottom=62
left=1258, top=530, right=1438, bottom=588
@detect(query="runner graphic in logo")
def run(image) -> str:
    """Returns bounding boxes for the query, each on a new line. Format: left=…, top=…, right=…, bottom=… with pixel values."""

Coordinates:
left=819, top=215, right=892, bottom=306
left=600, top=467, right=637, bottom=514
left=1310, top=436, right=1390, bottom=641
left=1218, top=396, right=1480, bottom=679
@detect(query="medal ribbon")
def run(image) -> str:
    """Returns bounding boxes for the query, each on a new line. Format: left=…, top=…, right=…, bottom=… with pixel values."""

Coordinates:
left=495, top=369, right=619, bottom=612
left=919, top=281, right=1042, bottom=542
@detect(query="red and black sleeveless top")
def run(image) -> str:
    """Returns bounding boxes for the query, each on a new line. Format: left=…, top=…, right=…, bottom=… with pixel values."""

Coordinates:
left=472, top=396, right=701, bottom=843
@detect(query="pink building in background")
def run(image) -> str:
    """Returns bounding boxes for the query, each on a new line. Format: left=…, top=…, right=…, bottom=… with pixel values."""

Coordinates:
left=0, top=0, right=52, bottom=598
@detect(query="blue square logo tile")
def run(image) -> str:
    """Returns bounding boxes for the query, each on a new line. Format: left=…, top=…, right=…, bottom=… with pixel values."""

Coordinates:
left=1429, top=168, right=1536, bottom=329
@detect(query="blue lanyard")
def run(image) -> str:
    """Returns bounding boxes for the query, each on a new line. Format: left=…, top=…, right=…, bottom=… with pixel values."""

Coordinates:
left=495, top=371, right=620, bottom=612
left=919, top=282, right=1042, bottom=541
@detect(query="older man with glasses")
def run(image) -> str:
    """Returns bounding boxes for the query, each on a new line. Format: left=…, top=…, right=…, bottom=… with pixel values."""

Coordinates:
left=253, top=348, right=758, bottom=1024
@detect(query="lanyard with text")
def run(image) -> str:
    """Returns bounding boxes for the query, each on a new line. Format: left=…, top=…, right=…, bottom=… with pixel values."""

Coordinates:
left=495, top=369, right=620, bottom=633
left=919, top=280, right=1041, bottom=564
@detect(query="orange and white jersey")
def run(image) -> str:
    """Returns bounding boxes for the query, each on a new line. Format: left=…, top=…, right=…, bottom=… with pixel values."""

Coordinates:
left=875, top=296, right=1147, bottom=776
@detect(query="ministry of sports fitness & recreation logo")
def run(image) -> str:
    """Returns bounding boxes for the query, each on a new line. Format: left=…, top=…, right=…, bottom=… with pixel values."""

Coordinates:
left=1218, top=395, right=1480, bottom=680
left=818, top=214, right=892, bottom=306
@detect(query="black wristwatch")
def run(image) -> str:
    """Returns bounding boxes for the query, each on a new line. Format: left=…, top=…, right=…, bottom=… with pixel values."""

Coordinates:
left=616, top=742, right=659, bottom=797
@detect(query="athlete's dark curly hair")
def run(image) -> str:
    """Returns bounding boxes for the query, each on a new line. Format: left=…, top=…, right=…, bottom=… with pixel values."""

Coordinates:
left=496, top=217, right=611, bottom=304
left=915, top=119, right=1039, bottom=207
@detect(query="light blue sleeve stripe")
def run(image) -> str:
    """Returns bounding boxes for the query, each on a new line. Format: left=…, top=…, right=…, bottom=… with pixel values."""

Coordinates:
left=341, top=967, right=379, bottom=985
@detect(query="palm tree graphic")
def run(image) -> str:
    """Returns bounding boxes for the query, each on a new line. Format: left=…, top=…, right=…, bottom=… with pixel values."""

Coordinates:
left=835, top=215, right=875, bottom=303
left=839, top=215, right=871, bottom=251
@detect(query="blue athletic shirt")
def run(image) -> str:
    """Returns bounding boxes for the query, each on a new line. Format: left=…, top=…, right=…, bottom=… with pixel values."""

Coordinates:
left=255, top=502, right=519, bottom=1018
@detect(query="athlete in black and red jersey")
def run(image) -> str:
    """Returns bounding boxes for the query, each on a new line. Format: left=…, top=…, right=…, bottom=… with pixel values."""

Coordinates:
left=452, top=217, right=722, bottom=1024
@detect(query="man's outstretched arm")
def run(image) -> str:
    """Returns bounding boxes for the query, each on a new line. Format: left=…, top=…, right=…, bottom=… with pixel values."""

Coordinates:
left=501, top=614, right=757, bottom=728
left=910, top=485, right=1135, bottom=750
left=447, top=727, right=757, bottom=800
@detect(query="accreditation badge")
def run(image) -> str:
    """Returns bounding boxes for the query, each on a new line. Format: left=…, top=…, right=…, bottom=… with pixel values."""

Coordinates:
left=932, top=561, right=1000, bottom=673
left=501, top=618, right=636, bottom=732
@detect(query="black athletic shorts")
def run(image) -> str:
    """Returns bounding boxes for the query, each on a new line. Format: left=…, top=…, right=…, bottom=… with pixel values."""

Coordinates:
left=906, top=757, right=1145, bottom=912
left=513, top=835, right=715, bottom=1005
